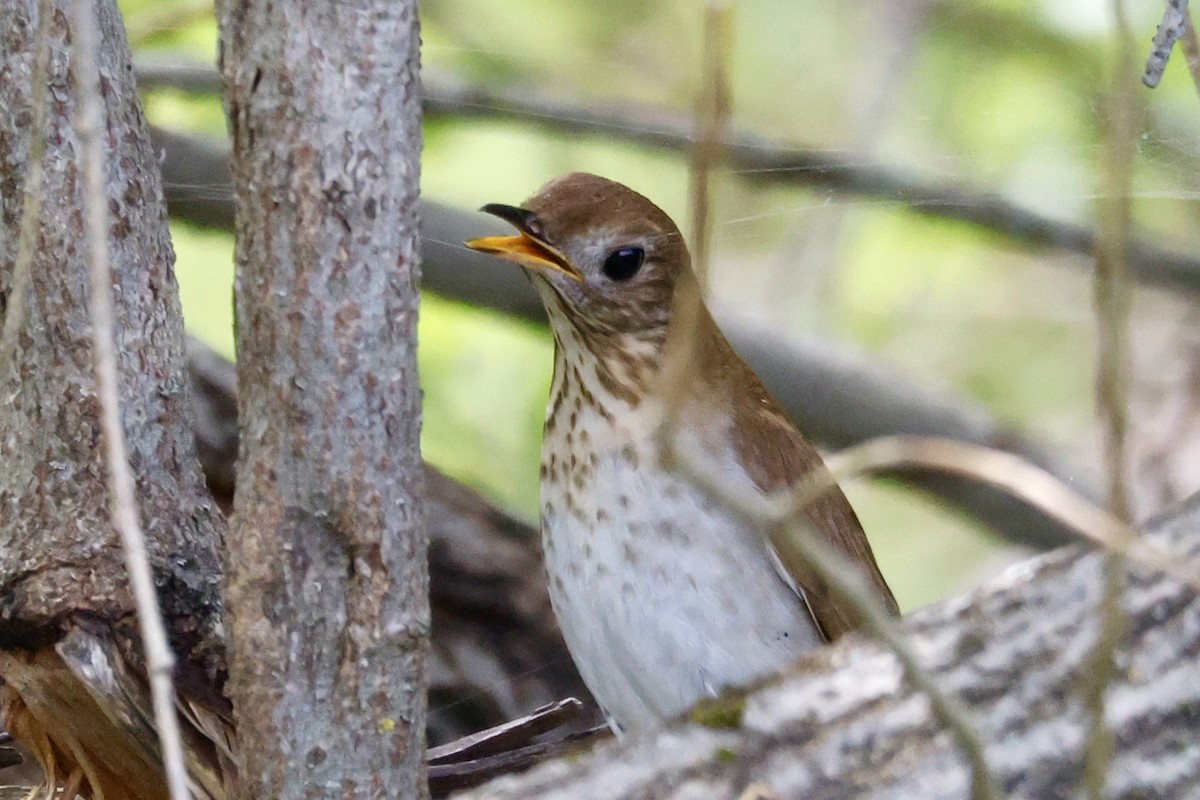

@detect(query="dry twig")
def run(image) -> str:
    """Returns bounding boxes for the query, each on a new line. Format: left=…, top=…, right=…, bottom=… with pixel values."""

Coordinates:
left=426, top=699, right=607, bottom=796
left=71, top=2, right=190, bottom=798
left=688, top=0, right=732, bottom=292
left=1082, top=3, right=1138, bottom=796
left=816, top=437, right=1200, bottom=592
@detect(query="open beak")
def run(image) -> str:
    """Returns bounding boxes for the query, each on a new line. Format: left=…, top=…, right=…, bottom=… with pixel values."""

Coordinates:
left=465, top=203, right=582, bottom=282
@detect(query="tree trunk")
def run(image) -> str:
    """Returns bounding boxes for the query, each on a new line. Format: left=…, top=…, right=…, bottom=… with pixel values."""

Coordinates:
left=0, top=0, right=227, bottom=796
left=216, top=1, right=429, bottom=798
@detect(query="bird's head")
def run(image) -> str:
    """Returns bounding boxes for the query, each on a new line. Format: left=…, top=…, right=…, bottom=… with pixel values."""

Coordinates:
left=465, top=173, right=693, bottom=344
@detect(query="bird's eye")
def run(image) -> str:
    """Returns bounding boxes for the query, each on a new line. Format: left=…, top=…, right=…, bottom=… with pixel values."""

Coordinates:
left=602, top=246, right=644, bottom=282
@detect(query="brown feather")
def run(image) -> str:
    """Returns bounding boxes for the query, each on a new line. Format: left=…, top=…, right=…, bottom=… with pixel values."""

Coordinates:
left=694, top=311, right=899, bottom=638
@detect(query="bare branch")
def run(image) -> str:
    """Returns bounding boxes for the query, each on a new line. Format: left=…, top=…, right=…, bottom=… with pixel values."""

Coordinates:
left=427, top=699, right=586, bottom=765
left=815, top=437, right=1200, bottom=591
left=428, top=714, right=606, bottom=798
left=134, top=61, right=1200, bottom=296
left=688, top=1, right=732, bottom=291
left=1082, top=3, right=1139, bottom=795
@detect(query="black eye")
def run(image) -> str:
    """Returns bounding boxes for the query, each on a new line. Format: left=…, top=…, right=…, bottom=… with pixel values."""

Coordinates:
left=602, top=246, right=644, bottom=281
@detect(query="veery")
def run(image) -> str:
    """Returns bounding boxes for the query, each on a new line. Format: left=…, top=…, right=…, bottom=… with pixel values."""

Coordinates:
left=466, top=173, right=897, bottom=732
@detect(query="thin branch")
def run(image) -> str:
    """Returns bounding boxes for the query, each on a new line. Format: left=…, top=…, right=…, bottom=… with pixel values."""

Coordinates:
left=1083, top=2, right=1138, bottom=795
left=815, top=437, right=1200, bottom=592
left=688, top=0, right=732, bottom=292
left=424, top=86, right=1200, bottom=295
left=428, top=723, right=606, bottom=798
left=658, top=3, right=732, bottom=427
left=70, top=3, right=189, bottom=799
left=0, top=0, right=54, bottom=366
left=1144, top=0, right=1190, bottom=87
left=133, top=61, right=1200, bottom=296
left=427, top=699, right=587, bottom=765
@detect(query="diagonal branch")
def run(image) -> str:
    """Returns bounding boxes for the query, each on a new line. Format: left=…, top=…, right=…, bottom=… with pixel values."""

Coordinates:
left=134, top=61, right=1200, bottom=295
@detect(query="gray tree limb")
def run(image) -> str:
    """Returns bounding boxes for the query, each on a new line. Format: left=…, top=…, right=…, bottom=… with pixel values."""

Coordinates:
left=152, top=127, right=1094, bottom=550
left=216, top=0, right=428, bottom=797
left=452, top=494, right=1200, bottom=800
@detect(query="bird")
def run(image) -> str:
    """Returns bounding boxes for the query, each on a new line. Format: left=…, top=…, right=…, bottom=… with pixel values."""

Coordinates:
left=466, top=172, right=898, bottom=732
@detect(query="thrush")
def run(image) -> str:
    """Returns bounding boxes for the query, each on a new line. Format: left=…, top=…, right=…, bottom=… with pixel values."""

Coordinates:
left=466, top=172, right=898, bottom=732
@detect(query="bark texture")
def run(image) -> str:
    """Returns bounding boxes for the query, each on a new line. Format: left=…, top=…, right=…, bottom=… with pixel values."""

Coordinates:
left=217, top=1, right=429, bottom=797
left=0, top=0, right=224, bottom=695
left=453, top=496, right=1200, bottom=800
left=0, top=1, right=228, bottom=796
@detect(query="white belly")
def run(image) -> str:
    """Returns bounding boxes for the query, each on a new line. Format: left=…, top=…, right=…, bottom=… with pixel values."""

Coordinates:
left=540, top=436, right=823, bottom=731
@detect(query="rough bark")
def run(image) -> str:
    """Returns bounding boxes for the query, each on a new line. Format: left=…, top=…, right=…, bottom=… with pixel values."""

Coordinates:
left=0, top=0, right=224, bottom=719
left=149, top=127, right=1093, bottom=551
left=453, top=495, right=1200, bottom=800
left=217, top=1, right=429, bottom=798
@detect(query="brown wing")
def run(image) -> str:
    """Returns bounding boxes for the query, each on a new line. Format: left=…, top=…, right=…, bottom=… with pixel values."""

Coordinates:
left=700, top=319, right=899, bottom=641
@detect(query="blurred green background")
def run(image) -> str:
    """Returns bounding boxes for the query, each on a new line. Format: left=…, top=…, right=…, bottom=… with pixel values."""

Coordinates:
left=123, top=0, right=1200, bottom=612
